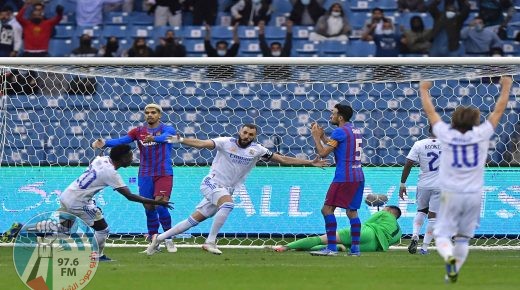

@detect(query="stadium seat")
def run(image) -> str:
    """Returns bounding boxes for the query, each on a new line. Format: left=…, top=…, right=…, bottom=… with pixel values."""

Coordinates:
left=346, top=40, right=375, bottom=57
left=216, top=12, right=232, bottom=26
left=183, top=40, right=206, bottom=56
left=2, top=147, right=46, bottom=165
left=271, top=1, right=293, bottom=14
left=239, top=40, right=262, bottom=56
left=74, top=26, right=102, bottom=39
left=129, top=12, right=154, bottom=25
left=54, top=25, right=75, bottom=39
left=319, top=40, right=348, bottom=56
left=46, top=147, right=90, bottom=165
left=183, top=26, right=206, bottom=39
left=293, top=40, right=318, bottom=56
left=129, top=25, right=155, bottom=39
left=292, top=26, right=315, bottom=40
left=49, top=39, right=74, bottom=57
left=102, top=24, right=131, bottom=39
left=211, top=25, right=233, bottom=39
left=238, top=26, right=259, bottom=40
left=502, top=40, right=520, bottom=55
left=270, top=12, right=288, bottom=26
left=105, top=12, right=130, bottom=24
left=263, top=26, right=287, bottom=41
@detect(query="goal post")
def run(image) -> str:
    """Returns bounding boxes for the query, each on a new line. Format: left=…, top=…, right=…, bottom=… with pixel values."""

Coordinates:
left=1, top=57, right=519, bottom=249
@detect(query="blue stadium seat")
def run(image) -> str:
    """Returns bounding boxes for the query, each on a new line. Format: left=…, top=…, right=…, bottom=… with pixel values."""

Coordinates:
left=46, top=135, right=90, bottom=149
left=102, top=24, right=131, bottom=39
left=129, top=12, right=154, bottom=25
left=59, top=13, right=76, bottom=25
left=46, top=147, right=91, bottom=165
left=183, top=39, right=206, bottom=56
left=105, top=12, right=130, bottom=24
left=238, top=26, right=259, bottom=39
left=501, top=40, right=520, bottom=55
left=506, top=25, right=520, bottom=39
left=270, top=12, right=289, bottom=26
left=292, top=26, right=315, bottom=40
left=129, top=25, right=155, bottom=39
left=239, top=40, right=262, bottom=56
left=54, top=25, right=75, bottom=39
left=346, top=40, right=375, bottom=57
left=49, top=39, right=74, bottom=57
left=216, top=12, right=232, bottom=26
left=2, top=147, right=46, bottom=165
left=74, top=26, right=102, bottom=39
left=263, top=26, right=287, bottom=41
left=319, top=40, right=348, bottom=56
left=293, top=40, right=318, bottom=56
left=210, top=25, right=233, bottom=39
left=272, top=1, right=293, bottom=14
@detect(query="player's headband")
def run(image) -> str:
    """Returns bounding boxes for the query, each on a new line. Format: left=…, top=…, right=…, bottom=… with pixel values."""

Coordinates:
left=145, top=103, right=162, bottom=113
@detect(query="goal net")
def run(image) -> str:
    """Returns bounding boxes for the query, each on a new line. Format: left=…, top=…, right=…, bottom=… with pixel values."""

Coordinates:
left=1, top=58, right=519, bottom=249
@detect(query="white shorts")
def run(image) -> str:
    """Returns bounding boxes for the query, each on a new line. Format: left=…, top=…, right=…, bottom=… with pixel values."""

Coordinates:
left=434, top=191, right=481, bottom=239
left=416, top=187, right=441, bottom=213
left=58, top=199, right=104, bottom=227
left=195, top=176, right=233, bottom=218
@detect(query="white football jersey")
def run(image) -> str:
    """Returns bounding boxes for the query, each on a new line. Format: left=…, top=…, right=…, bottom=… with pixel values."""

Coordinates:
left=60, top=156, right=126, bottom=206
left=205, top=137, right=273, bottom=188
left=433, top=121, right=494, bottom=193
left=406, top=138, right=441, bottom=188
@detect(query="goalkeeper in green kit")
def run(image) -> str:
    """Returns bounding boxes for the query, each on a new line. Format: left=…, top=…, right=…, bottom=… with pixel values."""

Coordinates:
left=273, top=205, right=402, bottom=252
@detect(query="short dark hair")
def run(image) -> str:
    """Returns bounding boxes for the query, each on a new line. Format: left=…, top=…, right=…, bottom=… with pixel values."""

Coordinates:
left=109, top=144, right=132, bottom=162
left=271, top=42, right=282, bottom=47
left=451, top=106, right=480, bottom=133
left=216, top=40, right=228, bottom=47
left=387, top=205, right=402, bottom=219
left=372, top=7, right=383, bottom=14
left=334, top=103, right=353, bottom=122
left=241, top=123, right=258, bottom=131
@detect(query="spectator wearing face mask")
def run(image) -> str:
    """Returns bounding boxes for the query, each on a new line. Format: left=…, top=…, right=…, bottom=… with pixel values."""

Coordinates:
left=428, top=0, right=470, bottom=57
left=204, top=23, right=240, bottom=57
left=460, top=16, right=502, bottom=56
left=289, top=0, right=326, bottom=26
left=309, top=2, right=350, bottom=42
left=401, top=16, right=432, bottom=54
left=127, top=37, right=155, bottom=57
left=258, top=19, right=292, bottom=56
left=71, top=34, right=98, bottom=57
left=372, top=18, right=401, bottom=57
left=231, top=0, right=272, bottom=26
left=155, top=30, right=186, bottom=57
left=361, top=7, right=385, bottom=41
left=16, top=2, right=63, bottom=57
left=0, top=5, right=22, bottom=57
left=98, top=37, right=123, bottom=57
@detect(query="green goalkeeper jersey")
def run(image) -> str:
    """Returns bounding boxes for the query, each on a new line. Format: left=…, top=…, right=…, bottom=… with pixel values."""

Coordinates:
left=363, top=210, right=402, bottom=251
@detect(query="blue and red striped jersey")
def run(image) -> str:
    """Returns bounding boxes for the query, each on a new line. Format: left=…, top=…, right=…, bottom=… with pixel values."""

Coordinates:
left=105, top=124, right=176, bottom=177
left=326, top=123, right=364, bottom=182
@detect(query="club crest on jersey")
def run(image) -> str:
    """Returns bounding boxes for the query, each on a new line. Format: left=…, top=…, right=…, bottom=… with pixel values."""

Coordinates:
left=230, top=147, right=237, bottom=153
left=249, top=149, right=255, bottom=155
left=155, top=132, right=161, bottom=136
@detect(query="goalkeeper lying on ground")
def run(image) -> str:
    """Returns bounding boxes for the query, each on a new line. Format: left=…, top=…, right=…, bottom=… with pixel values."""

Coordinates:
left=273, top=205, right=402, bottom=252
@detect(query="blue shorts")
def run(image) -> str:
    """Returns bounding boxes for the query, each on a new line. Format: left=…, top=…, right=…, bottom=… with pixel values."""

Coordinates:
left=138, top=176, right=173, bottom=199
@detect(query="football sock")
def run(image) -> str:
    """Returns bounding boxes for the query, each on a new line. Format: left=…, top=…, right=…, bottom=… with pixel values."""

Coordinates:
left=435, top=236, right=453, bottom=261
left=453, top=237, right=469, bottom=272
left=324, top=214, right=337, bottom=251
left=349, top=217, right=361, bottom=252
left=145, top=209, right=160, bottom=236
left=94, top=227, right=109, bottom=255
left=158, top=216, right=199, bottom=241
left=286, top=236, right=323, bottom=250
left=156, top=205, right=172, bottom=232
left=422, top=218, right=436, bottom=250
left=413, top=212, right=427, bottom=239
left=206, top=202, right=234, bottom=244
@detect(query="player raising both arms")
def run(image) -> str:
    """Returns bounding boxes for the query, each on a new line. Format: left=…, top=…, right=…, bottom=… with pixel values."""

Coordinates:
left=59, top=145, right=173, bottom=261
left=146, top=123, right=329, bottom=255
left=310, top=103, right=365, bottom=256
left=399, top=125, right=441, bottom=255
left=92, top=103, right=177, bottom=252
left=419, top=76, right=513, bottom=283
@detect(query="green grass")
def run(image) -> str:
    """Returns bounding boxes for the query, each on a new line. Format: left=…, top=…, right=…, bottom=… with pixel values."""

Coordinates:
left=1, top=247, right=519, bottom=290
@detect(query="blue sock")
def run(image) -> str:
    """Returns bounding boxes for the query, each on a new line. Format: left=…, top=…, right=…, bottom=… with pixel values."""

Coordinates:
left=156, top=205, right=172, bottom=232
left=349, top=217, right=361, bottom=253
left=324, top=214, right=337, bottom=251
left=145, top=209, right=159, bottom=237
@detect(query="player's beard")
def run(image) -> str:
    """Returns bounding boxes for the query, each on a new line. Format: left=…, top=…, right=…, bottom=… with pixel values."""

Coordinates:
left=237, top=136, right=253, bottom=148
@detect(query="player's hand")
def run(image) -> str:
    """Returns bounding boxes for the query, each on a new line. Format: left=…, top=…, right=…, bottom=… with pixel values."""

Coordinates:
left=286, top=20, right=293, bottom=33
left=399, top=184, right=407, bottom=200
left=166, top=134, right=184, bottom=143
left=144, top=135, right=155, bottom=143
left=310, top=156, right=330, bottom=168
left=310, top=122, right=324, bottom=138
left=157, top=200, right=174, bottom=210
left=419, top=81, right=433, bottom=91
left=500, top=75, right=513, bottom=87
left=91, top=138, right=105, bottom=149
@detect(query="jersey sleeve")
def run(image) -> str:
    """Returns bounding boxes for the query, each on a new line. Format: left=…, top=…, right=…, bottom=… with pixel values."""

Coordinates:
left=103, top=170, right=127, bottom=190
left=153, top=126, right=176, bottom=143
left=212, top=137, right=229, bottom=151
left=258, top=145, right=274, bottom=161
left=105, top=128, right=138, bottom=147
left=326, top=128, right=345, bottom=148
left=432, top=121, right=450, bottom=143
left=406, top=142, right=420, bottom=162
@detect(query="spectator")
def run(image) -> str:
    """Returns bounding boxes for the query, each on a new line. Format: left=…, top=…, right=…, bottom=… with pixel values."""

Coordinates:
left=428, top=0, right=470, bottom=57
left=70, top=0, right=123, bottom=27
left=16, top=3, right=63, bottom=57
left=401, top=16, right=432, bottom=54
left=127, top=37, right=155, bottom=57
left=0, top=5, right=22, bottom=57
left=373, top=18, right=401, bottom=57
left=309, top=2, right=350, bottom=42
left=258, top=20, right=292, bottom=57
left=204, top=23, right=240, bottom=57
left=398, top=0, right=427, bottom=12
left=188, top=0, right=218, bottom=26
left=461, top=16, right=502, bottom=56
left=289, top=0, right=325, bottom=26
left=155, top=30, right=186, bottom=57
left=478, top=0, right=514, bottom=27
left=71, top=34, right=98, bottom=57
left=361, top=7, right=385, bottom=41
left=231, top=0, right=272, bottom=26
left=98, top=36, right=124, bottom=57
left=148, top=0, right=183, bottom=27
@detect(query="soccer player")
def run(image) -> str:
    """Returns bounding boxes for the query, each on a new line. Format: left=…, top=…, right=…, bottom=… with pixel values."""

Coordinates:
left=309, top=103, right=364, bottom=256
left=146, top=123, right=328, bottom=255
left=419, top=75, right=513, bottom=283
left=59, top=144, right=173, bottom=261
left=399, top=125, right=441, bottom=255
left=273, top=205, right=402, bottom=253
left=91, top=103, right=177, bottom=252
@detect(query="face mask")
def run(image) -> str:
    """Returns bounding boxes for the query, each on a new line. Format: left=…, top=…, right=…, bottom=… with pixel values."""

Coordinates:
left=301, top=0, right=310, bottom=5
left=271, top=50, right=281, bottom=57
left=475, top=24, right=484, bottom=31
left=31, top=18, right=42, bottom=24
left=382, top=29, right=393, bottom=35
left=445, top=11, right=456, bottom=19
left=331, top=11, right=341, bottom=17
left=217, top=49, right=227, bottom=56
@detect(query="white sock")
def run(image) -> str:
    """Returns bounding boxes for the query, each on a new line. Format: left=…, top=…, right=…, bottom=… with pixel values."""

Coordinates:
left=412, top=212, right=427, bottom=239
left=453, top=237, right=469, bottom=272
left=206, top=202, right=234, bottom=244
left=422, top=218, right=436, bottom=250
left=435, top=236, right=453, bottom=261
left=95, top=227, right=109, bottom=256
left=158, top=216, right=199, bottom=242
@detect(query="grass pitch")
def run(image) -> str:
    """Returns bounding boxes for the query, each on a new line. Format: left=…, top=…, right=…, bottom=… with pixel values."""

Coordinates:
left=1, top=247, right=519, bottom=290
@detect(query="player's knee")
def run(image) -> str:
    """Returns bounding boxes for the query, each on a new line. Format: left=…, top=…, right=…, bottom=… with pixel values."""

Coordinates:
left=418, top=207, right=429, bottom=214
left=220, top=202, right=234, bottom=211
